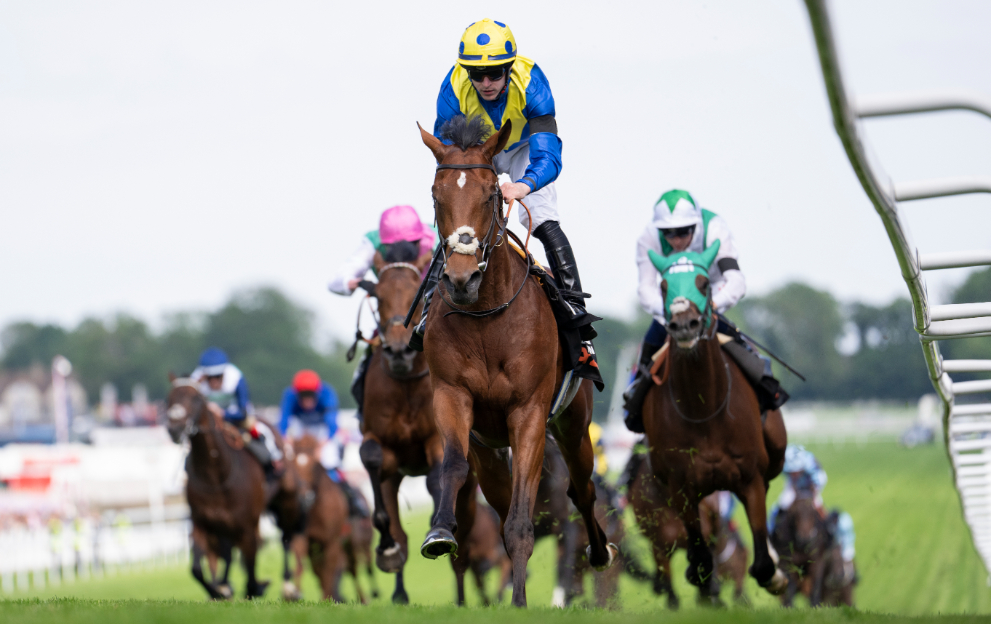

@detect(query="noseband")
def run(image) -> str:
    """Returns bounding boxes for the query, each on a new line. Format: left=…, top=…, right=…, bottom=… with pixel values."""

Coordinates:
left=434, top=163, right=532, bottom=318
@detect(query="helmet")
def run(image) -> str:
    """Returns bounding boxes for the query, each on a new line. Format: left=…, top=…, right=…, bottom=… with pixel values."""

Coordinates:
left=380, top=205, right=428, bottom=244
left=651, top=189, right=702, bottom=230
left=198, top=347, right=229, bottom=376
left=292, top=369, right=321, bottom=393
left=458, top=19, right=517, bottom=67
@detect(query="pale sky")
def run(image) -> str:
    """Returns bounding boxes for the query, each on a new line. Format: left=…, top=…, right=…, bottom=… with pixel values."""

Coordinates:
left=1, top=1, right=989, bottom=345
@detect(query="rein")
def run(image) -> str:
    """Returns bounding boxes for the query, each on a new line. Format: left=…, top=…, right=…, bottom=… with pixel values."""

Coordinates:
left=667, top=347, right=733, bottom=424
left=346, top=295, right=381, bottom=362
left=434, top=162, right=535, bottom=319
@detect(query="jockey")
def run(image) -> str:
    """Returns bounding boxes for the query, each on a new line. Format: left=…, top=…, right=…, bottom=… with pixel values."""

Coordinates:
left=622, top=189, right=788, bottom=433
left=279, top=370, right=368, bottom=518
left=190, top=347, right=282, bottom=479
left=768, top=444, right=827, bottom=533
left=328, top=205, right=437, bottom=419
left=410, top=18, right=594, bottom=351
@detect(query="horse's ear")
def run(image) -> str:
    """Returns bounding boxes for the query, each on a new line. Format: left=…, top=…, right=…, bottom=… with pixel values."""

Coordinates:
left=168, top=371, right=177, bottom=383
left=648, top=249, right=674, bottom=274
left=699, top=239, right=721, bottom=269
left=415, top=249, right=433, bottom=272
left=481, top=120, right=512, bottom=161
left=418, top=122, right=450, bottom=163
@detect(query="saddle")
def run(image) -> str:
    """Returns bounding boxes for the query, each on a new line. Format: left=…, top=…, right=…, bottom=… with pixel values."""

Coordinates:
left=508, top=238, right=605, bottom=397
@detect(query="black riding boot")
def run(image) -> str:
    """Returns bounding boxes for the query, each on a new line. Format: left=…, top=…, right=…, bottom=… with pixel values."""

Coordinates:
left=409, top=257, right=444, bottom=352
left=719, top=339, right=790, bottom=412
left=622, top=341, right=661, bottom=434
left=350, top=347, right=372, bottom=421
left=533, top=221, right=596, bottom=341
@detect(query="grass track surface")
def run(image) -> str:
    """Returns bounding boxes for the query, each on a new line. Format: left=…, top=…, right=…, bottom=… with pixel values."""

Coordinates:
left=3, top=443, right=990, bottom=616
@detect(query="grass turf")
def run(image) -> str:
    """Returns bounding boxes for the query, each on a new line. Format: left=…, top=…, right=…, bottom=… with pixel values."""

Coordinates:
left=3, top=441, right=990, bottom=619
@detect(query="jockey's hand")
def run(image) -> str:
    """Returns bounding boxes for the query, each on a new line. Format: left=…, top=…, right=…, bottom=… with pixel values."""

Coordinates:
left=501, top=181, right=531, bottom=204
left=347, top=278, right=361, bottom=292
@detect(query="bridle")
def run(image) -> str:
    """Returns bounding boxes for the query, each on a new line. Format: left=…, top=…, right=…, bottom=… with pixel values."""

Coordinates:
left=434, top=162, right=533, bottom=318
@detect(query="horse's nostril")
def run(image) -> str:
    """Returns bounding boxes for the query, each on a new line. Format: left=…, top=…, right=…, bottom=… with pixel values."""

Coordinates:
left=689, top=319, right=700, bottom=330
left=669, top=321, right=680, bottom=332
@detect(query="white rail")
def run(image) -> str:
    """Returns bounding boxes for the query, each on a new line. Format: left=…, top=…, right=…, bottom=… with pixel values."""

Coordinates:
left=804, top=0, right=991, bottom=574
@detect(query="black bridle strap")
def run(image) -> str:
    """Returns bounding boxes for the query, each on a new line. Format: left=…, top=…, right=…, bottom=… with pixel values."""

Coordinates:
left=436, top=163, right=498, bottom=175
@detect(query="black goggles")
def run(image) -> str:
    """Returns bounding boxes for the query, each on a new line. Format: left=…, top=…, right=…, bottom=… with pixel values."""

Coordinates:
left=661, top=226, right=696, bottom=239
left=464, top=65, right=507, bottom=83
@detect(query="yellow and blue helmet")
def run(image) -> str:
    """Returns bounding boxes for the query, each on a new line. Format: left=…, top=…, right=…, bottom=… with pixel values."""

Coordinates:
left=458, top=18, right=517, bottom=67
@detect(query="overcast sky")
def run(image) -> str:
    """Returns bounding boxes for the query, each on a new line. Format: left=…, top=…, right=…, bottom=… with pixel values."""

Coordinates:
left=1, top=1, right=989, bottom=345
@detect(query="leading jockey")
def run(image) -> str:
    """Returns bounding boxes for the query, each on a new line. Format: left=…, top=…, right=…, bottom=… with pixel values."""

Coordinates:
left=278, top=369, right=367, bottom=517
left=328, top=205, right=437, bottom=419
left=622, top=189, right=788, bottom=433
left=410, top=18, right=593, bottom=351
left=190, top=347, right=282, bottom=481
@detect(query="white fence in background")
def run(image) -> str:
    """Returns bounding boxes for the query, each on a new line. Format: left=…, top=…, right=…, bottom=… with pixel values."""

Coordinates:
left=804, top=0, right=991, bottom=574
left=0, top=514, right=189, bottom=593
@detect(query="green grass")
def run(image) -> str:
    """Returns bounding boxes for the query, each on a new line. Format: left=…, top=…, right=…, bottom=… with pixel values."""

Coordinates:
left=3, top=442, right=990, bottom=621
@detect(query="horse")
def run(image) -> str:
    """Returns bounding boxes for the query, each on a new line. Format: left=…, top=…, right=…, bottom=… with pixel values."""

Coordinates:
left=641, top=244, right=788, bottom=596
left=532, top=435, right=582, bottom=607
left=416, top=116, right=616, bottom=607
left=770, top=494, right=831, bottom=607
left=165, top=377, right=269, bottom=599
left=626, top=449, right=724, bottom=608
left=463, top=501, right=512, bottom=606
left=356, top=244, right=481, bottom=604
left=821, top=515, right=856, bottom=607
left=292, top=434, right=351, bottom=602
left=713, top=516, right=751, bottom=606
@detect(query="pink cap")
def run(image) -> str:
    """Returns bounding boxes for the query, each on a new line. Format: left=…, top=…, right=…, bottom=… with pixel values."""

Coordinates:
left=379, top=205, right=428, bottom=244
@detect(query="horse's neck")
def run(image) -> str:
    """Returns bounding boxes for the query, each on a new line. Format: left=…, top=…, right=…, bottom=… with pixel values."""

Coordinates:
left=669, top=337, right=729, bottom=415
left=473, top=242, right=524, bottom=310
left=188, top=411, right=233, bottom=484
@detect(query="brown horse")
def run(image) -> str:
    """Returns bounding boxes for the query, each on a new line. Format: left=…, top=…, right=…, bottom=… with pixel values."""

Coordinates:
left=641, top=250, right=788, bottom=596
left=416, top=117, right=615, bottom=607
left=565, top=477, right=631, bottom=609
left=292, top=434, right=350, bottom=601
left=462, top=501, right=512, bottom=606
left=357, top=245, right=480, bottom=604
left=626, top=450, right=723, bottom=608
left=165, top=378, right=269, bottom=599
left=771, top=494, right=831, bottom=607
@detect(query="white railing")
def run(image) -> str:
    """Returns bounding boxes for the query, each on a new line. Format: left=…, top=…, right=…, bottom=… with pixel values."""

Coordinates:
left=0, top=515, right=190, bottom=593
left=804, top=0, right=991, bottom=574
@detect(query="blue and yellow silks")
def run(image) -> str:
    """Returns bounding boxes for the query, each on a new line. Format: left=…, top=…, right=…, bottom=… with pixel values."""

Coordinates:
left=434, top=56, right=563, bottom=193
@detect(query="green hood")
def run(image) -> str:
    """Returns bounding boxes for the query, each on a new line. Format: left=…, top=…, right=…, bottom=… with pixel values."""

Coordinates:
left=647, top=240, right=721, bottom=324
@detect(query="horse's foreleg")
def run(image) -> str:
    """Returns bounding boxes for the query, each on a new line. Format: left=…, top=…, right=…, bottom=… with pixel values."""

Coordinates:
left=240, top=529, right=269, bottom=599
left=737, top=478, right=787, bottom=594
left=558, top=520, right=579, bottom=606
left=380, top=474, right=409, bottom=604
left=669, top=484, right=712, bottom=589
left=450, top=459, right=478, bottom=606
left=550, top=386, right=616, bottom=571
left=359, top=437, right=402, bottom=573
left=421, top=386, right=472, bottom=560
left=190, top=526, right=225, bottom=600
left=503, top=408, right=547, bottom=608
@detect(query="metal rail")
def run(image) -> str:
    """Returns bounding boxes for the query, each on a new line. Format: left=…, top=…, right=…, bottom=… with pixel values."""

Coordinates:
left=804, top=0, right=991, bottom=575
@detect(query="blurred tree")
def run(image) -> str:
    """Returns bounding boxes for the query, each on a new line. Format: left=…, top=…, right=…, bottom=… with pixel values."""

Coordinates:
left=942, top=268, right=991, bottom=369
left=843, top=299, right=931, bottom=399
left=0, top=323, right=69, bottom=369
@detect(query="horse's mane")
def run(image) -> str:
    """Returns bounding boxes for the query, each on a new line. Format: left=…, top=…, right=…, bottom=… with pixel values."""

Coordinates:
left=439, top=115, right=491, bottom=151
left=384, top=240, right=421, bottom=263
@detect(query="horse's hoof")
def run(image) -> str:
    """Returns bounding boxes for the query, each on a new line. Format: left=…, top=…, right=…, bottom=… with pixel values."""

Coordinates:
left=246, top=580, right=270, bottom=599
left=760, top=568, right=789, bottom=596
left=420, top=528, right=457, bottom=559
left=376, top=543, right=406, bottom=573
left=282, top=580, right=301, bottom=601
left=587, top=542, right=619, bottom=571
left=215, top=583, right=233, bottom=600
left=551, top=585, right=566, bottom=608
left=392, top=589, right=410, bottom=604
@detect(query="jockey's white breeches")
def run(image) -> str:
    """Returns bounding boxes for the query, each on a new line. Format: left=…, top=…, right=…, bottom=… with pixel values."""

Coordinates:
left=319, top=440, right=341, bottom=471
left=493, top=143, right=559, bottom=231
left=776, top=483, right=822, bottom=510
left=253, top=420, right=283, bottom=461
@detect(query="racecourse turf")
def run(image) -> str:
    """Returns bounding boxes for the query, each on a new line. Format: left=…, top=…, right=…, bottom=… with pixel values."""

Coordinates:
left=3, top=441, right=990, bottom=621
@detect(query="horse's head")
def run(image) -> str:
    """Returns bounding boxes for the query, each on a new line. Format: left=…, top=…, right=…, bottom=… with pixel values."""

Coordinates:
left=789, top=494, right=823, bottom=555
left=648, top=241, right=721, bottom=350
left=165, top=373, right=206, bottom=443
left=418, top=115, right=512, bottom=305
left=371, top=246, right=432, bottom=375
left=292, top=433, right=320, bottom=490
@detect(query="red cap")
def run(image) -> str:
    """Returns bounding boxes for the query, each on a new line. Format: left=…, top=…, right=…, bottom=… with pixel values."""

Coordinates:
left=292, top=369, right=321, bottom=393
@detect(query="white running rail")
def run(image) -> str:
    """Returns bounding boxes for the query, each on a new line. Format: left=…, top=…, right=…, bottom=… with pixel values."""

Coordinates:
left=804, top=0, right=991, bottom=573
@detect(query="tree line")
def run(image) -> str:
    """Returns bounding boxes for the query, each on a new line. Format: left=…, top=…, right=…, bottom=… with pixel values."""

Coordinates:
left=1, top=269, right=987, bottom=418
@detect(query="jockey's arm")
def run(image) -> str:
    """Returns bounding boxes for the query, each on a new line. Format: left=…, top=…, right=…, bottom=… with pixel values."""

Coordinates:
left=635, top=226, right=668, bottom=325
left=231, top=376, right=251, bottom=422
left=706, top=216, right=746, bottom=313
left=509, top=66, right=561, bottom=199
left=277, top=387, right=296, bottom=436
left=328, top=237, right=376, bottom=296
left=320, top=383, right=340, bottom=438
